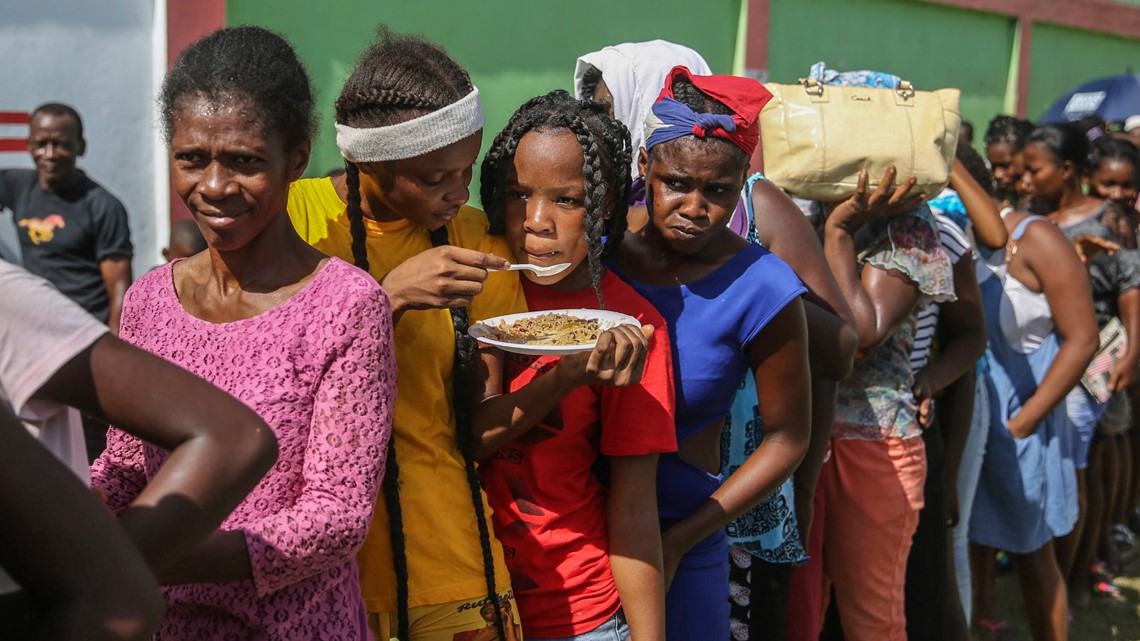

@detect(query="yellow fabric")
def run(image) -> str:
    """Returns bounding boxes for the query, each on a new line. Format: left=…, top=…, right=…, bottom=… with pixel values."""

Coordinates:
left=288, top=177, right=526, bottom=612
left=367, top=592, right=524, bottom=641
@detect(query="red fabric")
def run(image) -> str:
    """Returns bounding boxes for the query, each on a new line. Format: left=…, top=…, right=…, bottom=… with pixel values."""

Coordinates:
left=655, top=65, right=772, bottom=156
left=479, top=271, right=677, bottom=638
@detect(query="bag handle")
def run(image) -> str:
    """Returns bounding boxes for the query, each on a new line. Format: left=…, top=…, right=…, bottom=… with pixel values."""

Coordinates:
left=799, top=76, right=917, bottom=101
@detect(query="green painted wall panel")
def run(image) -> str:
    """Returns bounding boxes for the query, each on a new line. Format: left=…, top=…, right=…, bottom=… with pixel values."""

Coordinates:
left=766, top=0, right=1014, bottom=148
left=227, top=0, right=742, bottom=192
left=1028, top=23, right=1140, bottom=123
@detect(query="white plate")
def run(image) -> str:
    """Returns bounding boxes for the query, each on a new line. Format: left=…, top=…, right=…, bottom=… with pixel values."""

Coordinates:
left=469, top=309, right=640, bottom=355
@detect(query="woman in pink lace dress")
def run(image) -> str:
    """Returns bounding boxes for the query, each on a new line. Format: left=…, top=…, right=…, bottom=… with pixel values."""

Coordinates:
left=90, top=26, right=396, bottom=640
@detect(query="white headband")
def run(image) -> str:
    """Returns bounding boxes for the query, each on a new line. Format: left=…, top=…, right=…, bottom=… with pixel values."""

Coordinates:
left=335, top=87, right=485, bottom=162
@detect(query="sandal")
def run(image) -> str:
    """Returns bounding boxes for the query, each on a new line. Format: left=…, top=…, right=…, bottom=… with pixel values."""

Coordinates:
left=975, top=618, right=1017, bottom=640
left=1091, top=560, right=1116, bottom=583
left=1093, top=580, right=1124, bottom=601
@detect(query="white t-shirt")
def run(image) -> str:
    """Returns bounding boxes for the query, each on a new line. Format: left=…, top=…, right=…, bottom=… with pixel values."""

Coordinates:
left=0, top=259, right=108, bottom=592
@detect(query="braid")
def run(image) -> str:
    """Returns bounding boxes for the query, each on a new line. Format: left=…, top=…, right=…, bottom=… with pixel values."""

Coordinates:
left=429, top=226, right=508, bottom=641
left=577, top=63, right=604, bottom=100
left=565, top=114, right=609, bottom=308
left=381, top=438, right=410, bottom=641
left=480, top=91, right=633, bottom=309
left=332, top=27, right=496, bottom=637
left=344, top=161, right=370, bottom=272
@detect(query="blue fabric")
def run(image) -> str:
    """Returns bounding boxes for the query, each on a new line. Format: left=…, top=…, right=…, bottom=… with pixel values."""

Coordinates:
left=662, top=513, right=729, bottom=641
left=968, top=218, right=1079, bottom=554
left=644, top=98, right=736, bottom=151
left=1065, top=387, right=1106, bottom=471
left=927, top=189, right=970, bottom=233
left=1038, top=73, right=1140, bottom=124
left=610, top=240, right=805, bottom=641
left=720, top=173, right=808, bottom=564
left=540, top=610, right=629, bottom=641
left=808, top=61, right=901, bottom=89
left=614, top=244, right=806, bottom=444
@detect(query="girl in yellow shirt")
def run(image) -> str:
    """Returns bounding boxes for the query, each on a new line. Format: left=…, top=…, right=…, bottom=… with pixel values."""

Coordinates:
left=287, top=29, right=525, bottom=641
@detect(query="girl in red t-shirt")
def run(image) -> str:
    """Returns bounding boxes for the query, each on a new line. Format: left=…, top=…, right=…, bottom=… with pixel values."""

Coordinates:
left=471, top=90, right=678, bottom=641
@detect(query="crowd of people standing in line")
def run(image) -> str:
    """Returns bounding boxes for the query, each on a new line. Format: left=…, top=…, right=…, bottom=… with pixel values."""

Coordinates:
left=3, top=22, right=1140, bottom=641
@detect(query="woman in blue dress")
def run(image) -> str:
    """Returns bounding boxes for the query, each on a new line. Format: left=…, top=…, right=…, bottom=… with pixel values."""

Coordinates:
left=969, top=209, right=1097, bottom=641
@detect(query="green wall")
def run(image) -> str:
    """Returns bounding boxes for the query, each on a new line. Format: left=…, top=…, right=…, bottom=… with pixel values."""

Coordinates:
left=228, top=0, right=1140, bottom=184
left=1028, top=23, right=1140, bottom=122
left=227, top=0, right=742, bottom=194
left=765, top=0, right=1013, bottom=148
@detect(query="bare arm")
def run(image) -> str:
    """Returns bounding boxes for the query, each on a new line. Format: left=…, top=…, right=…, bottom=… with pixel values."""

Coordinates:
left=0, top=403, right=163, bottom=641
left=752, top=179, right=858, bottom=380
left=379, top=246, right=509, bottom=325
left=1007, top=221, right=1099, bottom=437
left=949, top=159, right=1006, bottom=250
left=99, top=256, right=132, bottom=334
left=607, top=454, right=666, bottom=641
left=913, top=257, right=986, bottom=399
left=938, top=369, right=976, bottom=527
left=918, top=256, right=987, bottom=524
left=472, top=325, right=652, bottom=460
left=1109, top=288, right=1140, bottom=392
left=823, top=169, right=926, bottom=359
left=661, top=300, right=811, bottom=585
left=37, top=334, right=278, bottom=574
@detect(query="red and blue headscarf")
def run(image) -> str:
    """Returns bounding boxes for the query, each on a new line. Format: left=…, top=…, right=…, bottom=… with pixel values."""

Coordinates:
left=643, top=66, right=772, bottom=157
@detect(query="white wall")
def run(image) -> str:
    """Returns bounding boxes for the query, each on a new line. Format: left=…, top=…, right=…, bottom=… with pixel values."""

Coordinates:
left=0, top=0, right=164, bottom=272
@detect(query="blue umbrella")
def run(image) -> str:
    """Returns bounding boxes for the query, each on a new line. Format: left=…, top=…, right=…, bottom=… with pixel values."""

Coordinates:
left=1038, top=73, right=1140, bottom=124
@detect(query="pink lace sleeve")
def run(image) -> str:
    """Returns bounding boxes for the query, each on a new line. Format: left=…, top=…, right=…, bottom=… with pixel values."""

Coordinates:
left=90, top=427, right=148, bottom=514
left=242, top=286, right=396, bottom=596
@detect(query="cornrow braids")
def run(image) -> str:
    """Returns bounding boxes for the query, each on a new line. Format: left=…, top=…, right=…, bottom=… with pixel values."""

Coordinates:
left=480, top=90, right=633, bottom=308
left=578, top=63, right=604, bottom=101
left=344, top=161, right=369, bottom=272
left=331, top=28, right=506, bottom=639
left=428, top=225, right=507, bottom=641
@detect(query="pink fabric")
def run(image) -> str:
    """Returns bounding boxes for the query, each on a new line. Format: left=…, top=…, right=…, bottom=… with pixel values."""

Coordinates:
left=819, top=437, right=926, bottom=641
left=91, top=258, right=396, bottom=641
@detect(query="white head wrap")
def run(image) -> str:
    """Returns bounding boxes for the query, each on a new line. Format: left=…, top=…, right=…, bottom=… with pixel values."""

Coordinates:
left=573, top=40, right=713, bottom=177
left=335, top=87, right=485, bottom=163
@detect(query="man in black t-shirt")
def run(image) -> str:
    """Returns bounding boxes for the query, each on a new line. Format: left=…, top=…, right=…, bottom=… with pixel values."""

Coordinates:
left=0, top=103, right=132, bottom=332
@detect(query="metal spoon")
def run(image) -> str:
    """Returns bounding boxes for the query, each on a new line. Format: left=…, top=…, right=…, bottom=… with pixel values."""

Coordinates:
left=490, top=262, right=572, bottom=277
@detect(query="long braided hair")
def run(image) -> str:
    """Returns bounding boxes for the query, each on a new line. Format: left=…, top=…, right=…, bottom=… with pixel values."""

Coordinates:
left=333, top=29, right=504, bottom=641
left=480, top=90, right=633, bottom=308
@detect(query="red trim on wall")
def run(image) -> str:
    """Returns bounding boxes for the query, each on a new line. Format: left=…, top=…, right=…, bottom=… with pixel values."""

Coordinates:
left=746, top=0, right=771, bottom=173
left=167, top=0, right=226, bottom=67
left=746, top=0, right=770, bottom=74
left=0, top=112, right=30, bottom=125
left=917, top=0, right=1140, bottom=40
left=165, top=0, right=226, bottom=222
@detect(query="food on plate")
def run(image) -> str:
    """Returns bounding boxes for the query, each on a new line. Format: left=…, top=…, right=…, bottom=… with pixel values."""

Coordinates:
left=483, top=312, right=604, bottom=346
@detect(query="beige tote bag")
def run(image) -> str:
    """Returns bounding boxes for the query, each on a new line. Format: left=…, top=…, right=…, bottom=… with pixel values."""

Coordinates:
left=760, top=78, right=961, bottom=202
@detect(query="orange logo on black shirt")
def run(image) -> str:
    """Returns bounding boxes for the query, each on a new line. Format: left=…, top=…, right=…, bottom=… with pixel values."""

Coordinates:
left=19, top=215, right=65, bottom=244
